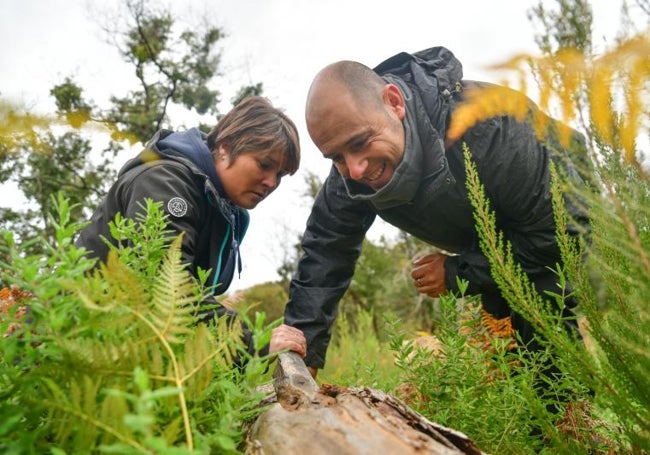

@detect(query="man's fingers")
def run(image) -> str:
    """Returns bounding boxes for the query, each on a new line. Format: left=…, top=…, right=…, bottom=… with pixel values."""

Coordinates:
left=412, top=253, right=437, bottom=265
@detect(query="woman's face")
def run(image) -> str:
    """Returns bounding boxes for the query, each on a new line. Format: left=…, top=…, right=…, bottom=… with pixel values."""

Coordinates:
left=215, top=145, right=287, bottom=209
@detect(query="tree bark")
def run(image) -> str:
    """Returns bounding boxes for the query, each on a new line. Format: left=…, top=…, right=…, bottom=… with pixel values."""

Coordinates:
left=246, top=352, right=485, bottom=455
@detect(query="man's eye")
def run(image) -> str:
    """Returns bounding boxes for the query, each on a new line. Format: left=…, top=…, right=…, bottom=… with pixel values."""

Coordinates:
left=350, top=139, right=367, bottom=151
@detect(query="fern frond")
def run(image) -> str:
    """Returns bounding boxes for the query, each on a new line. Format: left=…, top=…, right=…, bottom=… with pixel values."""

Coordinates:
left=113, top=235, right=199, bottom=450
left=56, top=337, right=136, bottom=374
left=179, top=323, right=217, bottom=395
left=75, top=252, right=149, bottom=318
left=147, top=234, right=197, bottom=344
left=39, top=376, right=144, bottom=452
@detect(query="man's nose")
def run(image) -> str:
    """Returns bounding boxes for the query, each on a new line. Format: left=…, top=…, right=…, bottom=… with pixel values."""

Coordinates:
left=345, top=155, right=367, bottom=181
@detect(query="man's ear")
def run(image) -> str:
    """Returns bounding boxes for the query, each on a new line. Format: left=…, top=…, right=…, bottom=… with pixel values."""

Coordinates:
left=383, top=84, right=406, bottom=120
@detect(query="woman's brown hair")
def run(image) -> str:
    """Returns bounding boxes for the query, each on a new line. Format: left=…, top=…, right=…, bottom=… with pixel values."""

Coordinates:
left=206, top=96, right=300, bottom=175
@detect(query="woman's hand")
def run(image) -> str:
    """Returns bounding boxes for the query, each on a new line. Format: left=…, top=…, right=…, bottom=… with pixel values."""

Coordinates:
left=411, top=253, right=447, bottom=297
left=269, top=324, right=307, bottom=358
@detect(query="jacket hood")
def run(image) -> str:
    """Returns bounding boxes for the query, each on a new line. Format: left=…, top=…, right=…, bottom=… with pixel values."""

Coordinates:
left=374, top=46, right=463, bottom=133
left=155, top=128, right=223, bottom=193
left=119, top=128, right=224, bottom=196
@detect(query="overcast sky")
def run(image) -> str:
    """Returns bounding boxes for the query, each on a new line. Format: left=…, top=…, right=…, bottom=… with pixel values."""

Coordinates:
left=0, top=0, right=629, bottom=291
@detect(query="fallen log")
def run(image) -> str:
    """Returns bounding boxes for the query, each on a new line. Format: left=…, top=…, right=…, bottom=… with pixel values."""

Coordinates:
left=246, top=352, right=485, bottom=455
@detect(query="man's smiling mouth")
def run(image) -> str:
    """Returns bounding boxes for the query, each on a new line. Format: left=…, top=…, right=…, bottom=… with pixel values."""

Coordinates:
left=365, top=162, right=386, bottom=182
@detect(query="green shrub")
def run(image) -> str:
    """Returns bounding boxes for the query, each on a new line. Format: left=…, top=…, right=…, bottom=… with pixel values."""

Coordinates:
left=232, top=281, right=288, bottom=326
left=0, top=196, right=276, bottom=454
left=393, top=287, right=547, bottom=454
left=319, top=306, right=401, bottom=391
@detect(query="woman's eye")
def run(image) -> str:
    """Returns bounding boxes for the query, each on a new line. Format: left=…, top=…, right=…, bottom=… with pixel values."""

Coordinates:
left=258, top=160, right=272, bottom=170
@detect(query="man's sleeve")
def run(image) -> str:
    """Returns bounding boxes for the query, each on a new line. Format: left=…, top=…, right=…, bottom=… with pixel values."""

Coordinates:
left=284, top=167, right=376, bottom=368
left=445, top=116, right=584, bottom=303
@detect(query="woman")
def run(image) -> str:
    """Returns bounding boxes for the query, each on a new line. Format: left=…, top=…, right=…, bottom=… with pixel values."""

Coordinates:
left=76, top=96, right=306, bottom=358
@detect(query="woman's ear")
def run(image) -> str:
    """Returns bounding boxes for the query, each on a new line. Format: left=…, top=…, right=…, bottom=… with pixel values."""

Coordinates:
left=217, top=143, right=230, bottom=161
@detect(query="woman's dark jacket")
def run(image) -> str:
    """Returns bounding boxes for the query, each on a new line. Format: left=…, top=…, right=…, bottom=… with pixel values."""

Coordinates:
left=284, top=46, right=590, bottom=369
left=76, top=128, right=254, bottom=345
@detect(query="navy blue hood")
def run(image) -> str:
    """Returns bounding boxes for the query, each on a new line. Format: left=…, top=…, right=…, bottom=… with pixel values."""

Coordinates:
left=155, top=128, right=223, bottom=195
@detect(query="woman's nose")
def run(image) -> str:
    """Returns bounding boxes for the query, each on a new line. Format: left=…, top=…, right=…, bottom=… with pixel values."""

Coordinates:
left=262, top=172, right=279, bottom=189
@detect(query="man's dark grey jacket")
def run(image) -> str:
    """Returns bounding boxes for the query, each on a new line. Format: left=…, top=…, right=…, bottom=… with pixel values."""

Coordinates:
left=284, top=46, right=590, bottom=369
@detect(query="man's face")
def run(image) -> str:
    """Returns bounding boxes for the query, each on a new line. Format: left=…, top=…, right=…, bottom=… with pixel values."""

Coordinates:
left=306, top=84, right=406, bottom=191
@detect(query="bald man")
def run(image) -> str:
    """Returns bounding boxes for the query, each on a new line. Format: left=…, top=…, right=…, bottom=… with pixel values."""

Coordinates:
left=285, top=47, right=589, bottom=387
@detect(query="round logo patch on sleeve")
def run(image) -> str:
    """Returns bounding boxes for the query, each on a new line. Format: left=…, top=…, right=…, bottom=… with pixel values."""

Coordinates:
left=167, top=197, right=188, bottom=217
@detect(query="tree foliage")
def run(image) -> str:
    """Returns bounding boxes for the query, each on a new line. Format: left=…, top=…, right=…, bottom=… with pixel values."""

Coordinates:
left=528, top=0, right=593, bottom=54
left=0, top=125, right=114, bottom=257
left=104, top=0, right=223, bottom=142
left=0, top=0, right=261, bottom=254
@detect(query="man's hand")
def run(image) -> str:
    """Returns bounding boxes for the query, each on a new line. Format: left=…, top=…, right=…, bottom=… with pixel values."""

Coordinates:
left=411, top=253, right=447, bottom=297
left=269, top=324, right=307, bottom=358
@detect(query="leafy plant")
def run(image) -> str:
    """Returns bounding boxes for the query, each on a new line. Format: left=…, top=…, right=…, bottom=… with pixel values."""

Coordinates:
left=435, top=6, right=650, bottom=449
left=392, top=285, right=548, bottom=454
left=319, top=306, right=401, bottom=391
left=459, top=141, right=647, bottom=452
left=0, top=196, right=276, bottom=454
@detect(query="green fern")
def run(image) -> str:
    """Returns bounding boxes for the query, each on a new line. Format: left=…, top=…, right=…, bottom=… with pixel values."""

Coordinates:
left=0, top=195, right=275, bottom=454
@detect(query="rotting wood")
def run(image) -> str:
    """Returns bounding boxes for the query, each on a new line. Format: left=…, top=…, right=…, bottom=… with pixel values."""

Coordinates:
left=246, top=352, right=486, bottom=455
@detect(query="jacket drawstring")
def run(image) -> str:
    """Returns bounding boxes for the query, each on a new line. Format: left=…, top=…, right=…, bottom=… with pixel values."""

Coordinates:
left=211, top=223, right=230, bottom=294
left=210, top=211, right=244, bottom=294
left=231, top=213, right=243, bottom=278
